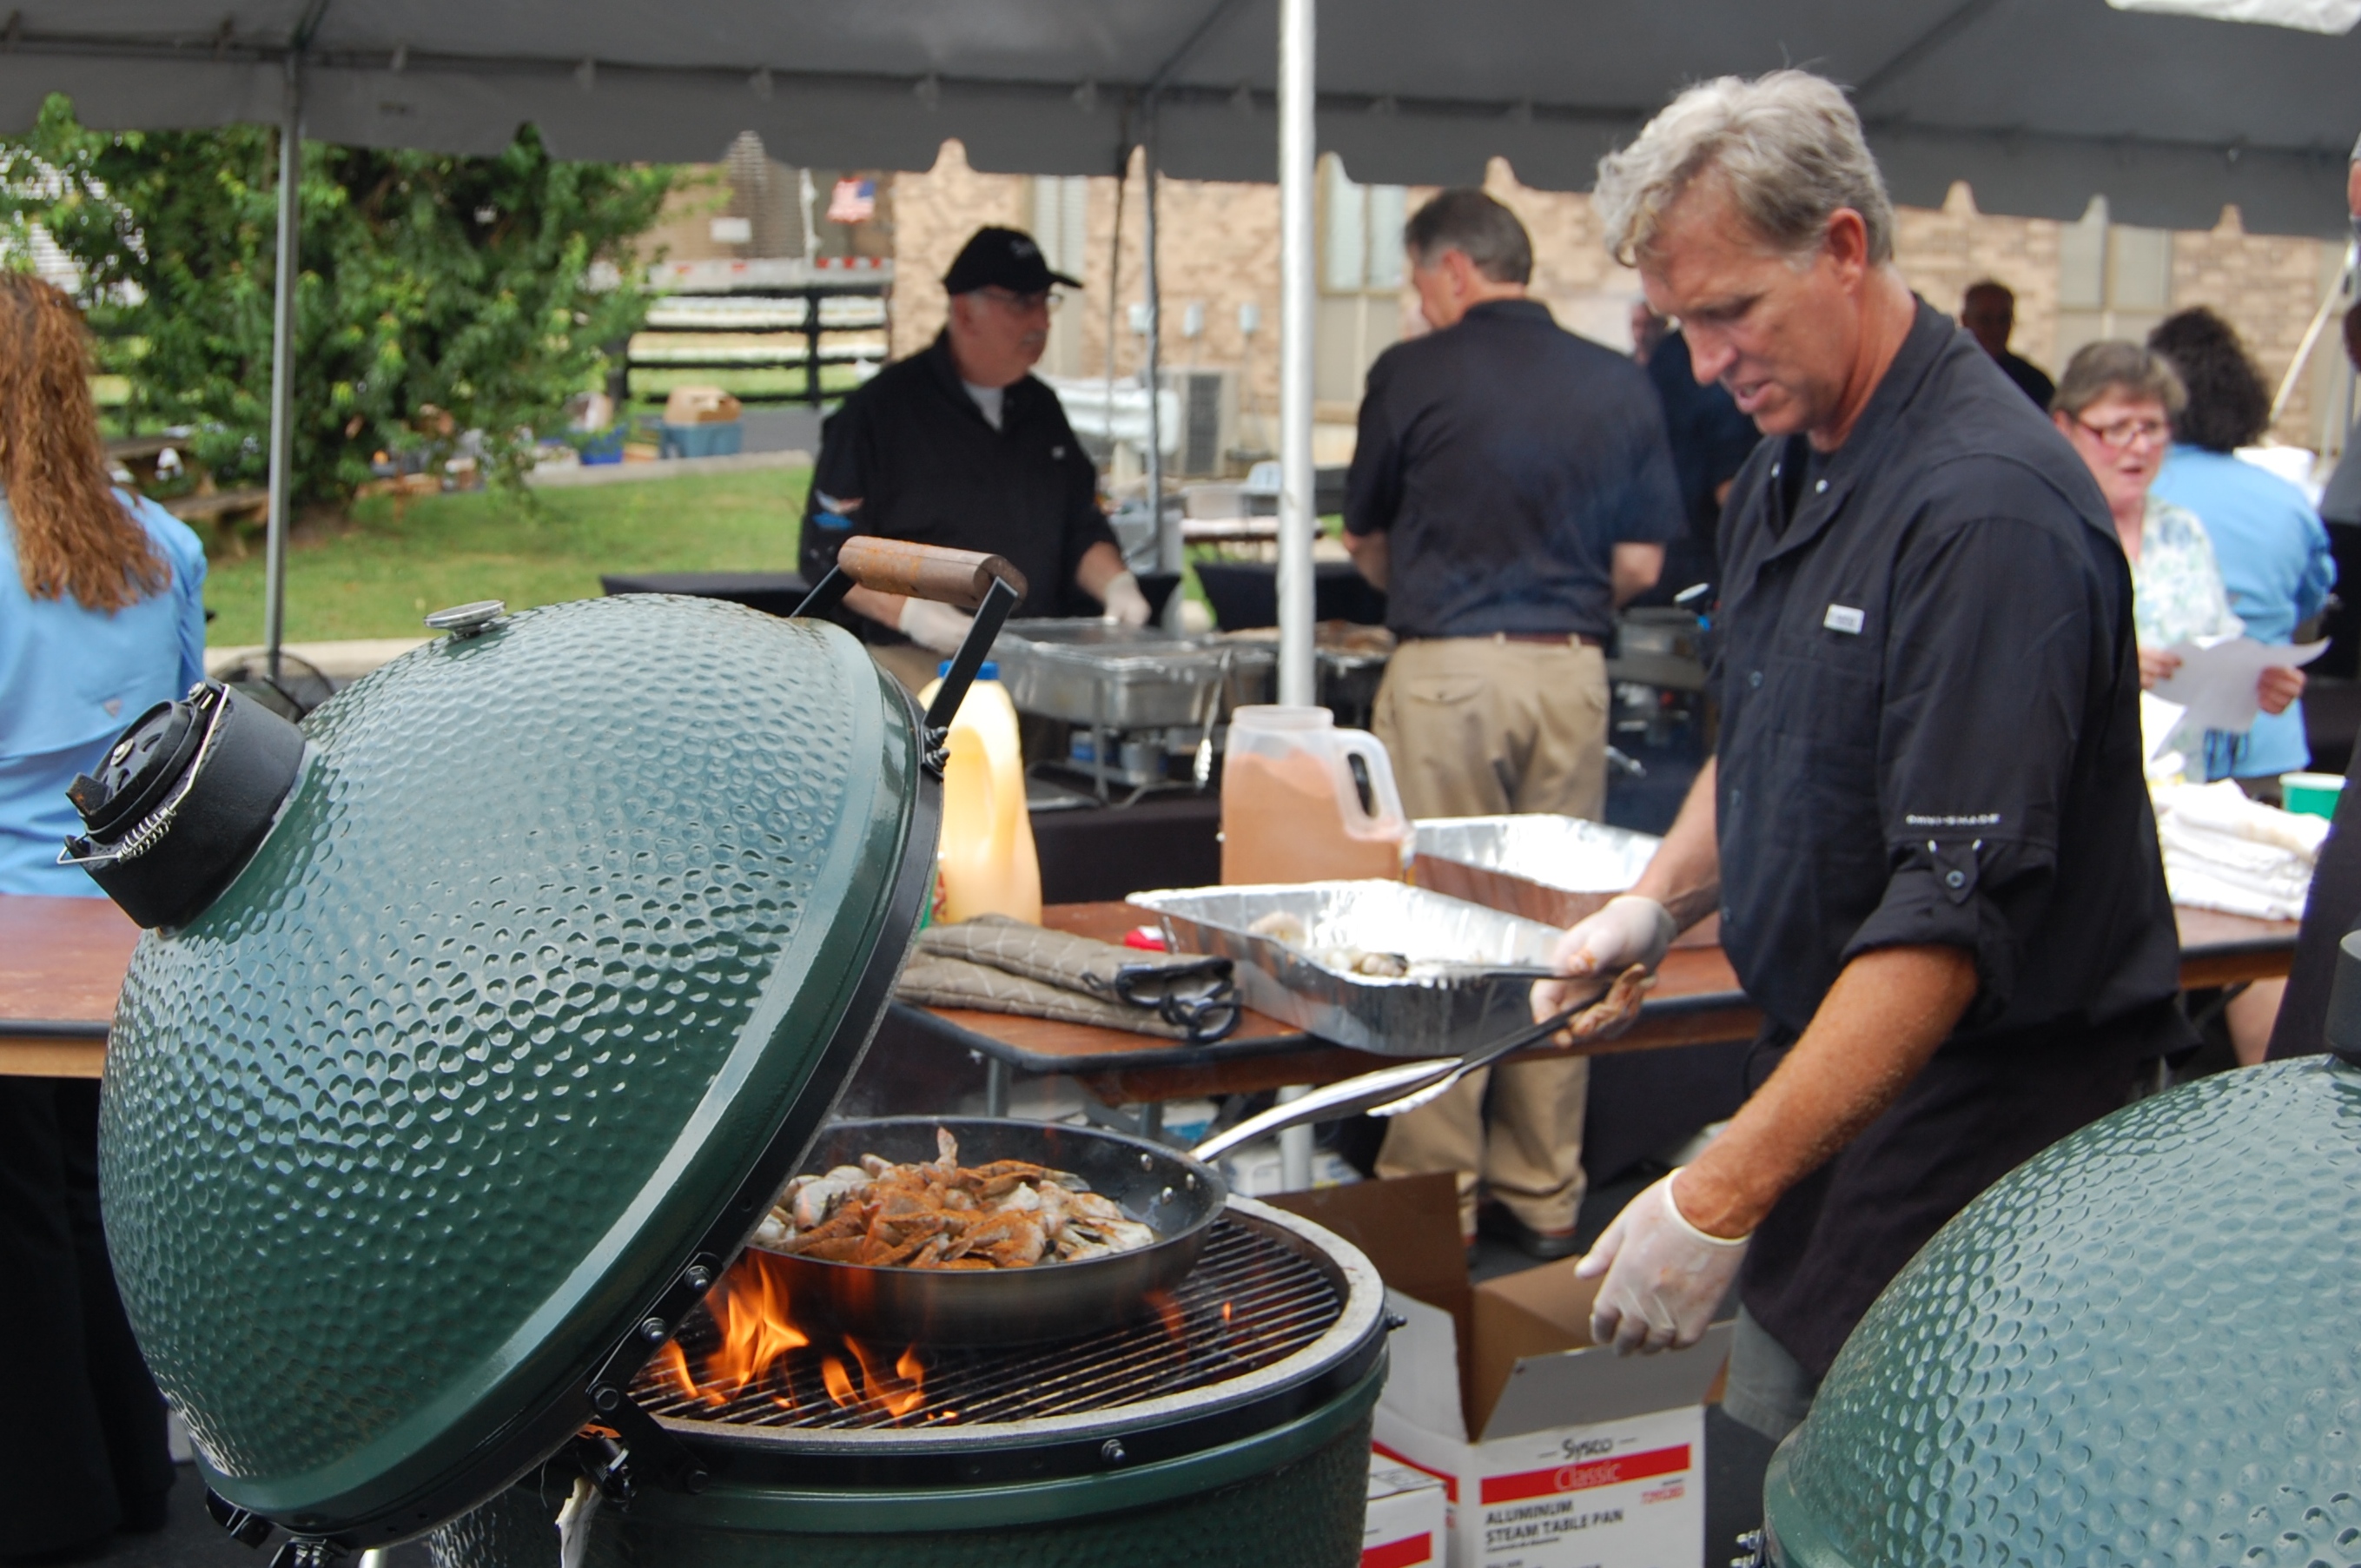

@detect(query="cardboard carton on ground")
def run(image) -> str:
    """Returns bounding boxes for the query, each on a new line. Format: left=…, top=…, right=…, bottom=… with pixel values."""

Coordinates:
left=1275, top=1177, right=1731, bottom=1568
left=662, top=385, right=744, bottom=425
left=1366, top=1454, right=1447, bottom=1567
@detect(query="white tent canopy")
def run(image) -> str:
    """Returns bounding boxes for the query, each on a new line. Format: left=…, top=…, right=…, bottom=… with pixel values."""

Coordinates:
left=3, top=0, right=2355, bottom=689
left=5, top=0, right=2356, bottom=235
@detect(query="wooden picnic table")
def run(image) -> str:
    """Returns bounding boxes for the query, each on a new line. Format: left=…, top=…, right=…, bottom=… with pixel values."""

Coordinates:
left=0, top=893, right=2302, bottom=1093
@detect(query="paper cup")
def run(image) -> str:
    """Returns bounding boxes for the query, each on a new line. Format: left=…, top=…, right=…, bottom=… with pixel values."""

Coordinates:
left=2279, top=771, right=2345, bottom=819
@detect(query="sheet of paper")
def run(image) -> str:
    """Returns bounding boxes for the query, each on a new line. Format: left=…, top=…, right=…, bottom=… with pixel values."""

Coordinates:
left=2148, top=636, right=2325, bottom=733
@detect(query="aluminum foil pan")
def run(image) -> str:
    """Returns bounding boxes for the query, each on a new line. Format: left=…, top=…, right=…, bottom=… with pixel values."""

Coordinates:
left=1412, top=816, right=1660, bottom=930
left=1128, top=881, right=1560, bottom=1056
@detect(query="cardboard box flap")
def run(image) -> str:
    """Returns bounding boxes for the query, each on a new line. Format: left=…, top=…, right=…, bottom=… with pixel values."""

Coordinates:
left=1379, top=1288, right=1468, bottom=1442
left=1480, top=1320, right=1735, bottom=1442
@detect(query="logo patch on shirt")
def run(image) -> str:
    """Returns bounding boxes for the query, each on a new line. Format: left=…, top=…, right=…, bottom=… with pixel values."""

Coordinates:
left=103, top=698, right=122, bottom=717
left=1823, top=604, right=1865, bottom=635
left=1051, top=445, right=1066, bottom=460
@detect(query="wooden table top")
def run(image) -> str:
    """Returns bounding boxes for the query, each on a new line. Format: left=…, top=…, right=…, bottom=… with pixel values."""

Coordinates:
left=922, top=901, right=2303, bottom=1102
left=0, top=891, right=2301, bottom=1087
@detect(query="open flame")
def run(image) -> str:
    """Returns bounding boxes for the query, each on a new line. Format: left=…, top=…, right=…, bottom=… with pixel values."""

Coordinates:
left=1146, top=1287, right=1187, bottom=1346
left=844, top=1335, right=928, bottom=1418
left=651, top=1250, right=930, bottom=1422
left=707, top=1253, right=809, bottom=1402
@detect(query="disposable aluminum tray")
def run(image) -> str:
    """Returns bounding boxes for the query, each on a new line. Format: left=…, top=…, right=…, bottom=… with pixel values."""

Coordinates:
left=990, top=619, right=1275, bottom=729
left=1128, top=881, right=1560, bottom=1056
left=1412, top=815, right=1660, bottom=929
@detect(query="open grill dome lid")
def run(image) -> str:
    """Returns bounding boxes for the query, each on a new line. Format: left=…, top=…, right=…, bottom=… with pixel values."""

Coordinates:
left=1761, top=938, right=2361, bottom=1566
left=88, top=592, right=938, bottom=1551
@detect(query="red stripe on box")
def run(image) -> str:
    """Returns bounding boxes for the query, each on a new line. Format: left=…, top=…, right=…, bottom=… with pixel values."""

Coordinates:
left=1479, top=1444, right=1690, bottom=1505
left=1373, top=1441, right=1458, bottom=1503
left=1361, top=1532, right=1434, bottom=1568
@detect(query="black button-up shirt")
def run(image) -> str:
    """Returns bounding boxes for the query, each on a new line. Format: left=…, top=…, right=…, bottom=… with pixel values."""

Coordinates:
left=801, top=334, right=1117, bottom=622
left=1714, top=299, right=2181, bottom=1042
left=1344, top=299, right=1681, bottom=640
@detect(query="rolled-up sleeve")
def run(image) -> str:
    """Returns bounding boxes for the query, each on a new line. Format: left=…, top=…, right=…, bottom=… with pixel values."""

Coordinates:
left=1842, top=510, right=2114, bottom=1025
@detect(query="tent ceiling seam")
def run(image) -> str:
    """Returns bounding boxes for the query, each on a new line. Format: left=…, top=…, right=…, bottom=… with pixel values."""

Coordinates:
left=1849, top=0, right=2008, bottom=109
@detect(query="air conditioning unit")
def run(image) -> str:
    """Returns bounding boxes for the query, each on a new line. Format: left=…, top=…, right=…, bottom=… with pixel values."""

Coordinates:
left=1161, top=367, right=1238, bottom=479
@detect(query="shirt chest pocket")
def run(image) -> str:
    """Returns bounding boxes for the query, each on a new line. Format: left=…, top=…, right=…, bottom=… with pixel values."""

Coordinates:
left=1762, top=615, right=1881, bottom=760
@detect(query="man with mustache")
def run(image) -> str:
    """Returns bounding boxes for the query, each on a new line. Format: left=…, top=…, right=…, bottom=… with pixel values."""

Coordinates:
left=803, top=227, right=1148, bottom=688
left=1534, top=70, right=2187, bottom=1443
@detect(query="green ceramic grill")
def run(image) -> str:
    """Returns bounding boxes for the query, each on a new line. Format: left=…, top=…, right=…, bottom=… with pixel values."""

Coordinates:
left=1761, top=935, right=2361, bottom=1566
left=71, top=539, right=1388, bottom=1568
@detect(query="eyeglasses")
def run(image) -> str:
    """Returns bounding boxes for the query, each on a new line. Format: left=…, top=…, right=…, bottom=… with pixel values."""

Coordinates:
left=2073, top=414, right=2172, bottom=452
left=979, top=287, right=1063, bottom=315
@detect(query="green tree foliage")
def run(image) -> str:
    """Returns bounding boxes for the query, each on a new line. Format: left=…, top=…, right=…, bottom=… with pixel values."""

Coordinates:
left=0, top=96, right=672, bottom=503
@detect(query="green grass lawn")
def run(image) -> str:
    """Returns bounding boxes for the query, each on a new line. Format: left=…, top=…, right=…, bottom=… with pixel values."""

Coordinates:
left=200, top=466, right=809, bottom=645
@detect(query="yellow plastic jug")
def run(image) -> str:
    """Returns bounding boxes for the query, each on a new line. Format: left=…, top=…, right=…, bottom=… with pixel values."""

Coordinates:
left=917, top=662, right=1043, bottom=924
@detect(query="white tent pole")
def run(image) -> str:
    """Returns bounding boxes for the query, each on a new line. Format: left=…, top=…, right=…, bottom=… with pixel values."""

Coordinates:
left=1275, top=0, right=1316, bottom=707
left=1146, top=100, right=1178, bottom=619
left=262, top=53, right=302, bottom=680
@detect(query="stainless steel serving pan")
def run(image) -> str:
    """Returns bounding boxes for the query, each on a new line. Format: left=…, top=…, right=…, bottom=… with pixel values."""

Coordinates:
left=1412, top=815, right=1661, bottom=929
left=754, top=1117, right=1227, bottom=1346
left=1129, top=881, right=1564, bottom=1055
left=990, top=619, right=1274, bottom=729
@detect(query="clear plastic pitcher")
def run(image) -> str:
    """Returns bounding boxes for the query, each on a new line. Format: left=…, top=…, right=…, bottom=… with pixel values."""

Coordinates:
left=918, top=662, right=1042, bottom=923
left=1220, top=705, right=1410, bottom=884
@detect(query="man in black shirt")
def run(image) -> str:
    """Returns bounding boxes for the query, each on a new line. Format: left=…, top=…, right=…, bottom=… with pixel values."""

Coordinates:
left=1638, top=319, right=1760, bottom=599
left=1539, top=70, right=2186, bottom=1440
left=1344, top=189, right=1682, bottom=1257
left=802, top=227, right=1147, bottom=688
left=1961, top=280, right=2056, bottom=410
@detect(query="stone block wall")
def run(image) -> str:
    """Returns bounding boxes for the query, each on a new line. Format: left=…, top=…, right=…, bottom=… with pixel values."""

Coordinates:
left=871, top=139, right=2341, bottom=454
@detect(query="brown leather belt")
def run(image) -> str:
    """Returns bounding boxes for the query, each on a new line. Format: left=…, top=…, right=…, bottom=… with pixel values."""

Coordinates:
left=1487, top=632, right=1604, bottom=648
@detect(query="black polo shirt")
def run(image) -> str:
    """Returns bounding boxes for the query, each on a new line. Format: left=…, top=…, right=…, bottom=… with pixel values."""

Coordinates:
left=1714, top=298, right=2181, bottom=1041
left=1344, top=299, right=1681, bottom=640
left=801, top=333, right=1117, bottom=622
left=1714, top=300, right=2192, bottom=1376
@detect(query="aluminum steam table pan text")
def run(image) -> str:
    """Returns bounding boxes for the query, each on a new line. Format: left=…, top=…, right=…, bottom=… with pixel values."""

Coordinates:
left=1128, top=881, right=1561, bottom=1056
left=991, top=619, right=1275, bottom=729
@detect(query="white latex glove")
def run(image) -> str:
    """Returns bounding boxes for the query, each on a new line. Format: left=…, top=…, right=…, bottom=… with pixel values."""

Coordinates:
left=1531, top=895, right=1677, bottom=1024
left=898, top=597, right=975, bottom=655
left=1099, top=570, right=1153, bottom=627
left=1576, top=1173, right=1749, bottom=1354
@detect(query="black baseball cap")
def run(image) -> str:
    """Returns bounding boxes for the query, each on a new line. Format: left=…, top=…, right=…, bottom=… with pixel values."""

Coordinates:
left=942, top=226, right=1082, bottom=294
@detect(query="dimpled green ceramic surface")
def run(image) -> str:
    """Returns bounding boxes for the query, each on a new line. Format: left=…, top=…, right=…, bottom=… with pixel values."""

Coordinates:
left=1766, top=1056, right=2361, bottom=1567
left=97, top=596, right=916, bottom=1532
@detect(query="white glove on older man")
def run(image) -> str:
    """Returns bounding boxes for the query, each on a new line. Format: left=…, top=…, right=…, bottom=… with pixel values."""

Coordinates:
left=1576, top=1173, right=1749, bottom=1354
left=1531, top=895, right=1677, bottom=1026
left=1099, top=570, right=1154, bottom=627
left=898, top=596, right=975, bottom=655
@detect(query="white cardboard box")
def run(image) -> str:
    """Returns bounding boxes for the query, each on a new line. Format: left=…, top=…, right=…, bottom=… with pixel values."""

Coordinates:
left=1272, top=1176, right=1731, bottom=1568
left=1366, top=1454, right=1448, bottom=1567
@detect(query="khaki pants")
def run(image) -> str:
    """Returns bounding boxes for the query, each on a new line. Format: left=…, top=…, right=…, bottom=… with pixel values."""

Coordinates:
left=870, top=641, right=946, bottom=696
left=1372, top=636, right=1609, bottom=1234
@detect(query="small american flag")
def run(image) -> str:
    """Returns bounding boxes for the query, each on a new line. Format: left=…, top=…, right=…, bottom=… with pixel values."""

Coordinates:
left=827, top=178, right=876, bottom=223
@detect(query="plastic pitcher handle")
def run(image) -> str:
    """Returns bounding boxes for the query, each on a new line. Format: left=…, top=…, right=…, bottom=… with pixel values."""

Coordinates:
left=1331, top=730, right=1409, bottom=832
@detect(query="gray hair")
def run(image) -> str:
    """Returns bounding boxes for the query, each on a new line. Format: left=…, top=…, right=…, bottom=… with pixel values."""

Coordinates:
left=1403, top=189, right=1533, bottom=285
left=1593, top=70, right=1895, bottom=268
left=2053, top=341, right=2186, bottom=420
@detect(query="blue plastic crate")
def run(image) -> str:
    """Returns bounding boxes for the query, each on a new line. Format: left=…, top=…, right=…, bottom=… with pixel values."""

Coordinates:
left=659, top=420, right=744, bottom=460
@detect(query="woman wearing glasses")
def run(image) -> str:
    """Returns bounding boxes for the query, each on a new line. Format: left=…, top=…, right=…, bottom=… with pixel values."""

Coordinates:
left=2050, top=340, right=2305, bottom=763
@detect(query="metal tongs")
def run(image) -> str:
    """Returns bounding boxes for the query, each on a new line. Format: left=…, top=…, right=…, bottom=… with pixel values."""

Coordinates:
left=1190, top=1001, right=1581, bottom=1162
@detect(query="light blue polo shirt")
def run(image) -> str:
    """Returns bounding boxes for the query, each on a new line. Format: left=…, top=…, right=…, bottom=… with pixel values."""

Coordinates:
left=2150, top=446, right=2334, bottom=780
left=0, top=490, right=208, bottom=895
